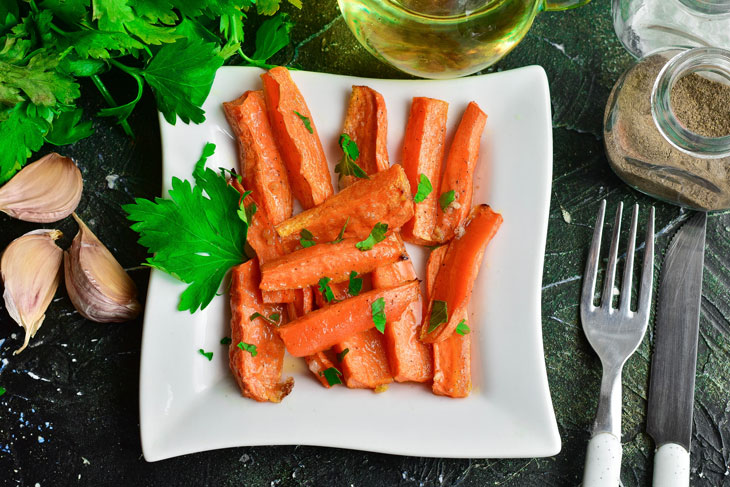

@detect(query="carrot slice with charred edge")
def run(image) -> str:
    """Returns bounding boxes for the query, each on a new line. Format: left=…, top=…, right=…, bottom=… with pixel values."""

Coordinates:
left=340, top=86, right=389, bottom=189
left=229, top=260, right=293, bottom=402
left=401, top=97, right=449, bottom=246
left=421, top=204, right=502, bottom=343
left=275, top=164, right=414, bottom=243
left=334, top=328, right=393, bottom=389
left=278, top=281, right=420, bottom=357
left=372, top=251, right=433, bottom=383
left=260, top=233, right=407, bottom=291
left=223, top=91, right=293, bottom=225
left=433, top=102, right=488, bottom=243
left=425, top=245, right=471, bottom=397
left=261, top=66, right=333, bottom=209
left=230, top=178, right=295, bottom=304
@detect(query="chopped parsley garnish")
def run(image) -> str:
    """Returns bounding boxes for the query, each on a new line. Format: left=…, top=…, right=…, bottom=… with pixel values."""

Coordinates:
left=198, top=349, right=214, bottom=361
left=455, top=320, right=471, bottom=335
left=0, top=387, right=5, bottom=397
left=250, top=312, right=280, bottom=325
left=220, top=337, right=232, bottom=345
left=318, top=277, right=335, bottom=303
left=335, top=134, right=368, bottom=182
left=356, top=222, right=388, bottom=251
left=439, top=190, right=456, bottom=211
left=337, top=349, right=350, bottom=361
left=237, top=342, right=258, bottom=357
left=332, top=218, right=349, bottom=244
left=348, top=271, right=363, bottom=296
left=294, top=111, right=313, bottom=134
left=428, top=300, right=449, bottom=333
left=269, top=313, right=281, bottom=322
left=300, top=229, right=316, bottom=248
left=372, top=297, right=386, bottom=333
left=414, top=174, right=433, bottom=203
left=321, top=367, right=343, bottom=386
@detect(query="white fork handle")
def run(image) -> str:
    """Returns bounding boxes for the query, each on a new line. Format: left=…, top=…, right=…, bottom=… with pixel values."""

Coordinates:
left=652, top=443, right=690, bottom=487
left=582, top=432, right=622, bottom=486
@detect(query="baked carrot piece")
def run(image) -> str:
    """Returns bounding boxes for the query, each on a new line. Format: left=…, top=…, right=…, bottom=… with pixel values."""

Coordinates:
left=421, top=204, right=502, bottom=343
left=260, top=233, right=406, bottom=291
left=372, top=254, right=433, bottom=383
left=261, top=66, right=333, bottom=209
left=425, top=245, right=471, bottom=397
left=340, top=86, right=389, bottom=189
left=433, top=102, right=487, bottom=243
left=230, top=178, right=295, bottom=304
left=278, top=281, right=420, bottom=357
left=229, top=260, right=293, bottom=403
left=401, top=97, right=449, bottom=246
left=334, top=329, right=393, bottom=390
left=223, top=91, right=293, bottom=225
left=275, top=164, right=414, bottom=243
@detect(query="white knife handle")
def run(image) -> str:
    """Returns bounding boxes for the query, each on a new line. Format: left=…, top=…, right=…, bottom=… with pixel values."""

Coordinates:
left=582, top=432, right=622, bottom=487
left=653, top=443, right=690, bottom=487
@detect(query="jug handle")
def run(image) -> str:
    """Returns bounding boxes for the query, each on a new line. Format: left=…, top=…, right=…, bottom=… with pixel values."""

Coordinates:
left=543, top=0, right=591, bottom=11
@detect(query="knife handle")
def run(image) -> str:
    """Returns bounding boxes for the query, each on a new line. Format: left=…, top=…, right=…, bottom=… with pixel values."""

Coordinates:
left=582, top=432, right=622, bottom=486
left=653, top=443, right=689, bottom=487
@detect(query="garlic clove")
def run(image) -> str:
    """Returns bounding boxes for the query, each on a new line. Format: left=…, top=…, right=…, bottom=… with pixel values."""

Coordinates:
left=0, top=152, right=83, bottom=223
left=1, top=229, right=63, bottom=354
left=64, top=213, right=141, bottom=323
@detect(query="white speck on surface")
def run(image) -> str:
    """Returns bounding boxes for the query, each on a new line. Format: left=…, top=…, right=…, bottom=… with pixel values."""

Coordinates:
left=35, top=483, right=40, bottom=487
left=37, top=436, right=44, bottom=443
left=76, top=391, right=83, bottom=396
left=105, top=174, right=119, bottom=189
left=82, top=457, right=90, bottom=465
left=561, top=207, right=572, bottom=224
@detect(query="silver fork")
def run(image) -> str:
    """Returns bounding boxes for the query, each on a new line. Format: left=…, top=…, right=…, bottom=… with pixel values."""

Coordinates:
left=581, top=200, right=655, bottom=487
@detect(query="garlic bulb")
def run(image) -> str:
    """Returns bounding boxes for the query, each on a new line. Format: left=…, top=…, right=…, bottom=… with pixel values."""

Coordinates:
left=1, top=229, right=63, bottom=354
left=64, top=214, right=141, bottom=323
left=0, top=153, right=83, bottom=223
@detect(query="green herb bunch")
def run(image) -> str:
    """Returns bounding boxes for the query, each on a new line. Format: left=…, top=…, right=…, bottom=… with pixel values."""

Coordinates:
left=0, top=0, right=300, bottom=184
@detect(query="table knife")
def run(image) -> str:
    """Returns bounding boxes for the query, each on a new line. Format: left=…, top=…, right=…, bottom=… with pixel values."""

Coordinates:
left=647, top=211, right=706, bottom=487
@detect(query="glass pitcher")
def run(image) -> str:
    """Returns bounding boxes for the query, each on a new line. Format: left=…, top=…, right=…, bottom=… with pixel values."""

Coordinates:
left=338, top=0, right=591, bottom=79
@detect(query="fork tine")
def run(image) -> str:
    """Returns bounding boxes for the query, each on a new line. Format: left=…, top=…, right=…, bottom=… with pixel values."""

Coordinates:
left=601, top=202, right=624, bottom=308
left=619, top=204, right=639, bottom=311
left=582, top=200, right=606, bottom=311
left=637, top=206, right=655, bottom=318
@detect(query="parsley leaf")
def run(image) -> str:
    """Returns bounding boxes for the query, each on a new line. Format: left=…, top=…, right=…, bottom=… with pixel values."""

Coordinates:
left=0, top=386, right=5, bottom=397
left=331, top=218, right=349, bottom=244
left=198, top=348, right=213, bottom=361
left=252, top=13, right=294, bottom=62
left=455, top=320, right=471, bottom=336
left=300, top=229, right=316, bottom=248
left=372, top=297, right=386, bottom=333
left=237, top=341, right=258, bottom=357
left=318, top=277, right=334, bottom=303
left=337, top=349, right=349, bottom=361
left=335, top=133, right=368, bottom=182
left=250, top=312, right=281, bottom=325
left=123, top=143, right=250, bottom=313
left=414, top=174, right=433, bottom=203
left=439, top=190, right=456, bottom=211
left=356, top=222, right=388, bottom=251
left=321, top=366, right=342, bottom=386
left=220, top=337, right=232, bottom=345
left=348, top=271, right=363, bottom=297
left=0, top=103, right=50, bottom=184
left=294, top=110, right=313, bottom=134
left=44, top=108, right=94, bottom=146
left=427, top=300, right=448, bottom=333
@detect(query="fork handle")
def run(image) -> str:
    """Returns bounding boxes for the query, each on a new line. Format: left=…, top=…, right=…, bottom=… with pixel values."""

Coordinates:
left=652, top=443, right=689, bottom=487
left=582, top=432, right=622, bottom=486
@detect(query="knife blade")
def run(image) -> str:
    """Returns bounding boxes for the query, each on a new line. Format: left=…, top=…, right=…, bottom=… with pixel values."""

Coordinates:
left=647, top=211, right=706, bottom=487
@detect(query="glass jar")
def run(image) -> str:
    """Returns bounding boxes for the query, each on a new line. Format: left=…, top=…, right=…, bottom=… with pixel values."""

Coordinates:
left=604, top=47, right=730, bottom=211
left=613, top=0, right=730, bottom=58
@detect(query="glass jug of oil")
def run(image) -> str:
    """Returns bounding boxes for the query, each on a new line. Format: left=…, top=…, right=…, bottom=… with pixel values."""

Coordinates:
left=338, top=0, right=591, bottom=79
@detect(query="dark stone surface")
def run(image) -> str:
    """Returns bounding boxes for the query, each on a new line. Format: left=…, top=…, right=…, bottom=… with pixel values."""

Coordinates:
left=1, top=1, right=729, bottom=486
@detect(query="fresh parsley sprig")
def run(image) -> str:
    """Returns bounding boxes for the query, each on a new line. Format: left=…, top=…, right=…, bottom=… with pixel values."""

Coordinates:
left=414, top=174, right=432, bottom=203
left=427, top=300, right=448, bottom=333
left=356, top=222, right=388, bottom=251
left=334, top=133, right=368, bottom=182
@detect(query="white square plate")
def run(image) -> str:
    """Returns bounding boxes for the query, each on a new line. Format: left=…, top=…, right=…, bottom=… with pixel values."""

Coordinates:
left=140, top=66, right=557, bottom=462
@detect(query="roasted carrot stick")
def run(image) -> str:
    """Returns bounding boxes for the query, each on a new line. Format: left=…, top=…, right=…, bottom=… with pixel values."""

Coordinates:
left=223, top=90, right=293, bottom=225
left=261, top=66, right=333, bottom=209
left=401, top=97, right=449, bottom=246
left=275, top=164, right=414, bottom=243
left=421, top=204, right=502, bottom=343
left=229, top=260, right=293, bottom=402
left=277, top=281, right=420, bottom=357
left=334, top=328, right=393, bottom=389
left=260, top=233, right=407, bottom=291
left=433, top=102, right=487, bottom=243
left=340, top=86, right=389, bottom=189
left=230, top=178, right=295, bottom=304
left=372, top=251, right=433, bottom=383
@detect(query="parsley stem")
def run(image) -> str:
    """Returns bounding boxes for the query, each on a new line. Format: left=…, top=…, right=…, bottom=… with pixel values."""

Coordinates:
left=239, top=51, right=276, bottom=70
left=91, top=74, right=134, bottom=138
left=49, top=22, right=70, bottom=36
